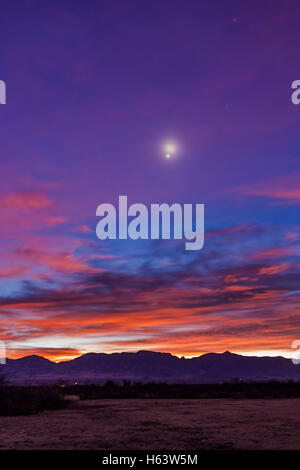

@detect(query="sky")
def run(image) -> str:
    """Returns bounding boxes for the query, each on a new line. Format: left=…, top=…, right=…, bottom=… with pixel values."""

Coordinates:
left=0, top=0, right=299, bottom=361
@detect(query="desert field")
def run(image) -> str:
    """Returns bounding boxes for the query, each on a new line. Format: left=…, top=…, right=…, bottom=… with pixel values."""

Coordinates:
left=0, top=398, right=300, bottom=450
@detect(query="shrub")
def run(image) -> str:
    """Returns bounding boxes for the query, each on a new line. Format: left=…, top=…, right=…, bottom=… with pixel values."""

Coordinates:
left=0, top=386, right=67, bottom=416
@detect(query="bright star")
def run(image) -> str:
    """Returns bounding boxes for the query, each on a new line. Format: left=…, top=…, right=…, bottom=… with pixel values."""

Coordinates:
left=164, top=143, right=176, bottom=159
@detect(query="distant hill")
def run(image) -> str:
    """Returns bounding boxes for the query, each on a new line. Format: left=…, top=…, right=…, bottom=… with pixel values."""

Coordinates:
left=1, top=350, right=300, bottom=385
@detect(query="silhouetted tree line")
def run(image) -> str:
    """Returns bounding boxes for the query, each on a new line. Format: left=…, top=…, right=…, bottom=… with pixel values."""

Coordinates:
left=59, top=379, right=300, bottom=400
left=2, top=377, right=300, bottom=415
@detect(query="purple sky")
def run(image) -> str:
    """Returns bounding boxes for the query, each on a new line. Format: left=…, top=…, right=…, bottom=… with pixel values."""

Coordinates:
left=0, top=0, right=299, bottom=360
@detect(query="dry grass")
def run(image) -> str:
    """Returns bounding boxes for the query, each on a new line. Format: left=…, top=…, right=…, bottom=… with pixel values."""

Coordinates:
left=0, top=398, right=300, bottom=450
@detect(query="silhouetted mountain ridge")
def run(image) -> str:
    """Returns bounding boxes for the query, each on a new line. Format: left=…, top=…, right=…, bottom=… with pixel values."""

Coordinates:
left=2, top=350, right=300, bottom=384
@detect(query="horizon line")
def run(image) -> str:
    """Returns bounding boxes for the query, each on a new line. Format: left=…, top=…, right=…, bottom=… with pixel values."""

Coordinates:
left=3, top=348, right=296, bottom=364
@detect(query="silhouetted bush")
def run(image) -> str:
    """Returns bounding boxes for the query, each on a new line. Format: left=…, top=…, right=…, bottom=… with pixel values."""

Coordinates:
left=0, top=386, right=67, bottom=416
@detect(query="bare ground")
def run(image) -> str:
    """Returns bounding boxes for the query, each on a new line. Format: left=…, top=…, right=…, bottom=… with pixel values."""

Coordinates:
left=1, top=398, right=300, bottom=450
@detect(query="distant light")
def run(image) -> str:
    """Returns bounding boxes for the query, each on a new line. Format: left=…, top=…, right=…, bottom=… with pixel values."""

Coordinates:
left=165, top=153, right=171, bottom=159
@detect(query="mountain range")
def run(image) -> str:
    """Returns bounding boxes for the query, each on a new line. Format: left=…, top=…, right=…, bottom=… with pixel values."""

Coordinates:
left=1, top=350, right=300, bottom=385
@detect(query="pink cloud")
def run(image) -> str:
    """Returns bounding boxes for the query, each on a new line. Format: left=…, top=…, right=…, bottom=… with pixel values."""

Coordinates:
left=14, top=240, right=102, bottom=275
left=0, top=266, right=27, bottom=278
left=42, top=216, right=68, bottom=227
left=253, top=246, right=300, bottom=259
left=0, top=191, right=52, bottom=210
left=285, top=232, right=298, bottom=241
left=77, top=225, right=92, bottom=233
left=237, top=172, right=300, bottom=204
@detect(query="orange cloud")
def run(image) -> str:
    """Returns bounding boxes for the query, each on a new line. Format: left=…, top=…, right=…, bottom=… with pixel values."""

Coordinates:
left=258, top=263, right=290, bottom=275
